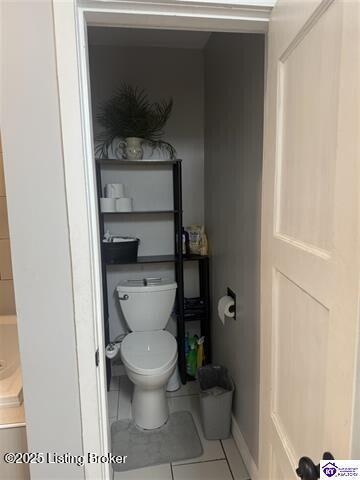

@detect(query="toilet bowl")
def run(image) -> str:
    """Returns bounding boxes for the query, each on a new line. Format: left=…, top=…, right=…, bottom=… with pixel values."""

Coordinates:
left=117, top=278, right=178, bottom=429
left=121, top=330, right=177, bottom=429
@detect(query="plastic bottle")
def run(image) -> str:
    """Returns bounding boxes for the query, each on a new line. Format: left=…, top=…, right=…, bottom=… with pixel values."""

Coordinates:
left=182, top=228, right=190, bottom=256
left=186, top=336, right=198, bottom=377
left=189, top=344, right=197, bottom=377
left=197, top=336, right=205, bottom=368
left=185, top=333, right=190, bottom=374
left=185, top=333, right=189, bottom=356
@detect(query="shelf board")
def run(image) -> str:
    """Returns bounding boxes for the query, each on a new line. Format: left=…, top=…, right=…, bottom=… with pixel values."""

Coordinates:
left=105, top=254, right=208, bottom=266
left=96, top=158, right=181, bottom=166
left=101, top=210, right=180, bottom=215
left=106, top=255, right=176, bottom=265
left=138, top=255, right=176, bottom=264
left=184, top=316, right=207, bottom=322
left=183, top=254, right=209, bottom=262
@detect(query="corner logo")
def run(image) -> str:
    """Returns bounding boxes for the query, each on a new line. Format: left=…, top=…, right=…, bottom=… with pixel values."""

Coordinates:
left=322, top=462, right=338, bottom=478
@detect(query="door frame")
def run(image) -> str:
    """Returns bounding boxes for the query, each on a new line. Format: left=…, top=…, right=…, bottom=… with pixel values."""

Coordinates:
left=53, top=1, right=272, bottom=478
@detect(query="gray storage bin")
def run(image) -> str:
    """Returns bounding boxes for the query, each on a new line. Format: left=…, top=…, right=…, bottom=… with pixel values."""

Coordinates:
left=198, top=365, right=234, bottom=440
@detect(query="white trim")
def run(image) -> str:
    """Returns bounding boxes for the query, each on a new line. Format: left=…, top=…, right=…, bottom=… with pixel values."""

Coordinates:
left=82, top=0, right=271, bottom=33
left=81, top=0, right=273, bottom=19
left=231, top=415, right=259, bottom=480
left=80, top=0, right=275, bottom=7
left=0, top=423, right=26, bottom=430
left=84, top=13, right=267, bottom=34
left=53, top=2, right=110, bottom=479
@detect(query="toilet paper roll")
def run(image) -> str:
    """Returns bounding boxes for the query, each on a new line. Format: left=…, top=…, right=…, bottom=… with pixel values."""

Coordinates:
left=116, top=197, right=133, bottom=212
left=218, top=295, right=235, bottom=325
left=105, top=183, right=125, bottom=198
left=105, top=342, right=120, bottom=360
left=100, top=197, right=116, bottom=212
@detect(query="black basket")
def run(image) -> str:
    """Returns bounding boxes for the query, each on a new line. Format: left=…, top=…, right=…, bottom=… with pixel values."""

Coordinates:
left=102, top=238, right=139, bottom=264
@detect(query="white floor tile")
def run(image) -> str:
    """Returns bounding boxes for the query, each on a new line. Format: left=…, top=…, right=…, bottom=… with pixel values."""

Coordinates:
left=118, top=375, right=133, bottom=420
left=114, top=463, right=172, bottom=480
left=108, top=416, right=117, bottom=452
left=222, top=438, right=249, bottom=480
left=169, top=395, right=224, bottom=464
left=173, top=459, right=232, bottom=480
left=110, top=376, right=120, bottom=391
left=108, top=390, right=119, bottom=419
left=167, top=380, right=199, bottom=398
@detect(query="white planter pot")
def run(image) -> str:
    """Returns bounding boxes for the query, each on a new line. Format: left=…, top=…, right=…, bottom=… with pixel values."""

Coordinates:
left=125, top=137, right=144, bottom=160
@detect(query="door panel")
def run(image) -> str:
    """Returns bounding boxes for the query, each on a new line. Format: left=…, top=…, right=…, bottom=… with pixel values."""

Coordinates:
left=273, top=270, right=329, bottom=462
left=260, top=0, right=360, bottom=478
left=276, top=2, right=341, bottom=251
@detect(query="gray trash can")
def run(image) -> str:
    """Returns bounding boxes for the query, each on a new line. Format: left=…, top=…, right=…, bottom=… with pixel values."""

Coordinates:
left=198, top=365, right=234, bottom=440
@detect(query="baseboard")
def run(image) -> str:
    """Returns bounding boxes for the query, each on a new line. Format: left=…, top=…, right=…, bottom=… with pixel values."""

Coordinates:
left=231, top=415, right=259, bottom=480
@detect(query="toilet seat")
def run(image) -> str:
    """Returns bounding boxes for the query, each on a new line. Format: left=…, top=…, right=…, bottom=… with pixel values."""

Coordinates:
left=121, top=330, right=177, bottom=376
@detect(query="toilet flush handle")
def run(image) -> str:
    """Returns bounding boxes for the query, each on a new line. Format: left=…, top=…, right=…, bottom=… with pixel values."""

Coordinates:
left=119, top=294, right=129, bottom=301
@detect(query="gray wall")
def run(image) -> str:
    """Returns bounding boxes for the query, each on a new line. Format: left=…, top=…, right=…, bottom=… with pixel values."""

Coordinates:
left=204, top=33, right=264, bottom=465
left=1, top=2, right=84, bottom=478
left=89, top=46, right=204, bottom=339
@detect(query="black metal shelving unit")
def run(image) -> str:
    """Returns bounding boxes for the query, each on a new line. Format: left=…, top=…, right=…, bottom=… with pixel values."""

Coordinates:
left=95, top=158, right=211, bottom=388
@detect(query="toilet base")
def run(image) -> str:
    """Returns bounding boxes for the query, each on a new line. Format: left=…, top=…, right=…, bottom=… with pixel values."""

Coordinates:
left=132, top=385, right=169, bottom=429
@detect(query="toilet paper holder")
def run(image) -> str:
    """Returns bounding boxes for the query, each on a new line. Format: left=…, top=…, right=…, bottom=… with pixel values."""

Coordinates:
left=227, top=287, right=236, bottom=320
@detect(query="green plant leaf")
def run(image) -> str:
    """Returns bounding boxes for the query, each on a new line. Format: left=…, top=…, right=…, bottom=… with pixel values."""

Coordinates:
left=96, top=84, right=176, bottom=159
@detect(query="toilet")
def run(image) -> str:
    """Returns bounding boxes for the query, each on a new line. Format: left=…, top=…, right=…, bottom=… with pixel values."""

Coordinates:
left=117, top=278, right=178, bottom=429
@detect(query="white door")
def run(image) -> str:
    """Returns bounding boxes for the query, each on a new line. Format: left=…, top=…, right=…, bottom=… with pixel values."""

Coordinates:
left=260, top=0, right=360, bottom=478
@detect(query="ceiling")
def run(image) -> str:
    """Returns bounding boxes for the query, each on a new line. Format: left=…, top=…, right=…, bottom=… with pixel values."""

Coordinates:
left=88, top=27, right=213, bottom=49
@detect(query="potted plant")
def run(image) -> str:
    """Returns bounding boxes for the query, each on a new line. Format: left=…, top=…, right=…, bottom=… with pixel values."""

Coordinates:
left=95, top=84, right=176, bottom=160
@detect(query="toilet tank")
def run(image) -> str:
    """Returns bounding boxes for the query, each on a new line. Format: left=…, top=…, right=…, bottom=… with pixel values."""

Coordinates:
left=116, top=278, right=177, bottom=332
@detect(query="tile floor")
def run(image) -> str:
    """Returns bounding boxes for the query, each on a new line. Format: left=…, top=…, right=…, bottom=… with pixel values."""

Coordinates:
left=108, top=375, right=250, bottom=480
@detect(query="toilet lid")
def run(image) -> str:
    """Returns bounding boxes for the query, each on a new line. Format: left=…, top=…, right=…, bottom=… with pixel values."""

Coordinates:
left=121, top=331, right=178, bottom=376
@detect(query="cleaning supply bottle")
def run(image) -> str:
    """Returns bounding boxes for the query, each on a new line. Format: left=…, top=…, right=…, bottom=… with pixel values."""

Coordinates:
left=197, top=336, right=205, bottom=368
left=189, top=342, right=197, bottom=377
left=186, top=336, right=198, bottom=377
left=182, top=228, right=186, bottom=255
left=185, top=333, right=190, bottom=374
left=182, top=228, right=190, bottom=256
left=185, top=333, right=189, bottom=356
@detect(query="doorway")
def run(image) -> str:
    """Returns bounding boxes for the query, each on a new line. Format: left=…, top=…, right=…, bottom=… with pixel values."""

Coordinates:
left=51, top=1, right=355, bottom=478
left=53, top=2, right=272, bottom=475
left=85, top=24, right=265, bottom=480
